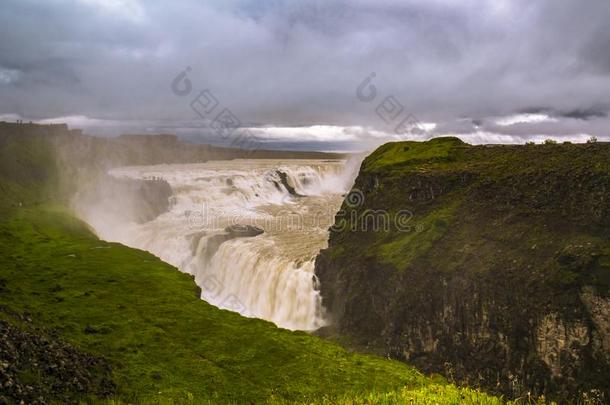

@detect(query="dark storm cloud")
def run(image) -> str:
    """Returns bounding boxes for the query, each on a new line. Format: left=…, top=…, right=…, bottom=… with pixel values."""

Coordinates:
left=1, top=0, right=610, bottom=147
left=559, top=107, right=607, bottom=121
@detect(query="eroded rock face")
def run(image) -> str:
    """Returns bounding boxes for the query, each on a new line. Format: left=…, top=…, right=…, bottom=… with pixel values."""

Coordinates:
left=536, top=313, right=589, bottom=378
left=581, top=287, right=610, bottom=365
left=315, top=139, right=610, bottom=402
left=266, top=170, right=305, bottom=197
left=187, top=225, right=264, bottom=265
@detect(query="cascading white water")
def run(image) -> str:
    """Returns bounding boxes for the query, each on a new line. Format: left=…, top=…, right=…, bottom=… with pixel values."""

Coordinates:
left=77, top=159, right=356, bottom=330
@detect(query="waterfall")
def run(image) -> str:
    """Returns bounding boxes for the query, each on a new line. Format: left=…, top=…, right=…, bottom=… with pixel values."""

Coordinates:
left=76, top=159, right=356, bottom=330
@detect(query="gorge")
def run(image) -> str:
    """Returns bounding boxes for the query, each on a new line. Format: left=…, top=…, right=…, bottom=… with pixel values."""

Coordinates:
left=74, top=159, right=358, bottom=331
left=69, top=132, right=610, bottom=402
left=1, top=123, right=608, bottom=403
left=72, top=135, right=610, bottom=402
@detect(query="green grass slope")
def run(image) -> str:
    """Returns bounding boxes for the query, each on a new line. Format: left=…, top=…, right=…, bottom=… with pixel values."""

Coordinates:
left=0, top=206, right=514, bottom=403
left=0, top=130, right=60, bottom=211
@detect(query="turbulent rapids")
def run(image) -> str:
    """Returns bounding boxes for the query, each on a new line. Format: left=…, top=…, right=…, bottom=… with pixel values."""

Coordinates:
left=76, top=159, right=356, bottom=330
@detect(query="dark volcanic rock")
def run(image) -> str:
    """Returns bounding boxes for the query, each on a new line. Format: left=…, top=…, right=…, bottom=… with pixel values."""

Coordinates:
left=0, top=318, right=115, bottom=404
left=315, top=138, right=610, bottom=403
left=189, top=226, right=264, bottom=266
left=225, top=224, right=264, bottom=238
left=275, top=170, right=304, bottom=197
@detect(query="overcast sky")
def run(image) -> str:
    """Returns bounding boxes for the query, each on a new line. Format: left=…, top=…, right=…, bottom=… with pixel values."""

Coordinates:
left=1, top=0, right=610, bottom=150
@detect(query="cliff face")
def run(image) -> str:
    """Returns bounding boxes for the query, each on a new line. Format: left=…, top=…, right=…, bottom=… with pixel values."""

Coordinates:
left=315, top=138, right=610, bottom=402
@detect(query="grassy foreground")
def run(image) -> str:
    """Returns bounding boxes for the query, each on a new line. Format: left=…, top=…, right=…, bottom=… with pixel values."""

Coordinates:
left=0, top=205, right=516, bottom=403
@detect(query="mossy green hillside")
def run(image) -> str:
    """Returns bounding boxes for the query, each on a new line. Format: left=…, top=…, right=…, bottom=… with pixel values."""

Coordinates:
left=269, top=384, right=530, bottom=405
left=0, top=130, right=60, bottom=210
left=0, top=206, right=512, bottom=403
left=362, top=136, right=468, bottom=173
left=334, top=137, right=610, bottom=286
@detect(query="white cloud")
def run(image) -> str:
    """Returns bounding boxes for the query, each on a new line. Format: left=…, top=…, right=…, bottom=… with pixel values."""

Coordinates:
left=0, top=113, right=22, bottom=121
left=0, top=67, right=22, bottom=84
left=441, top=131, right=595, bottom=145
left=1, top=112, right=604, bottom=150
left=495, top=113, right=558, bottom=126
left=77, top=0, right=146, bottom=23
left=248, top=125, right=391, bottom=142
left=420, top=122, right=437, bottom=132
left=36, top=115, right=121, bottom=127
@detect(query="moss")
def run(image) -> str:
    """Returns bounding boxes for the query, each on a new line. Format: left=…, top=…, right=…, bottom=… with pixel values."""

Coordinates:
left=327, top=245, right=346, bottom=260
left=269, top=384, right=530, bottom=404
left=0, top=134, right=60, bottom=210
left=362, top=137, right=468, bottom=174
left=377, top=201, right=460, bottom=271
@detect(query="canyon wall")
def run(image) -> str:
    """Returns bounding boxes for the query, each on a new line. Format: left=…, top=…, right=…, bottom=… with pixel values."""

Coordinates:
left=316, top=138, right=610, bottom=402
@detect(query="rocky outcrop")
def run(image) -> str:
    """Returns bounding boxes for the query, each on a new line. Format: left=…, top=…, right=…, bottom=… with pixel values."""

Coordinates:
left=0, top=314, right=115, bottom=404
left=188, top=225, right=264, bottom=264
left=225, top=224, right=265, bottom=238
left=315, top=138, right=610, bottom=403
left=266, top=170, right=305, bottom=197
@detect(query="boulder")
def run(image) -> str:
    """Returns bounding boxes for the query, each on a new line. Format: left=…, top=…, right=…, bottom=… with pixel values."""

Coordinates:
left=225, top=224, right=264, bottom=238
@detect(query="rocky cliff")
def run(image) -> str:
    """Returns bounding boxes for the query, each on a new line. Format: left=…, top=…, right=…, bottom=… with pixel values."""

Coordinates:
left=315, top=137, right=610, bottom=403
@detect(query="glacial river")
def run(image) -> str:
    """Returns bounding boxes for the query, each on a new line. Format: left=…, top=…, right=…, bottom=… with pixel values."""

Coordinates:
left=78, top=159, right=356, bottom=330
